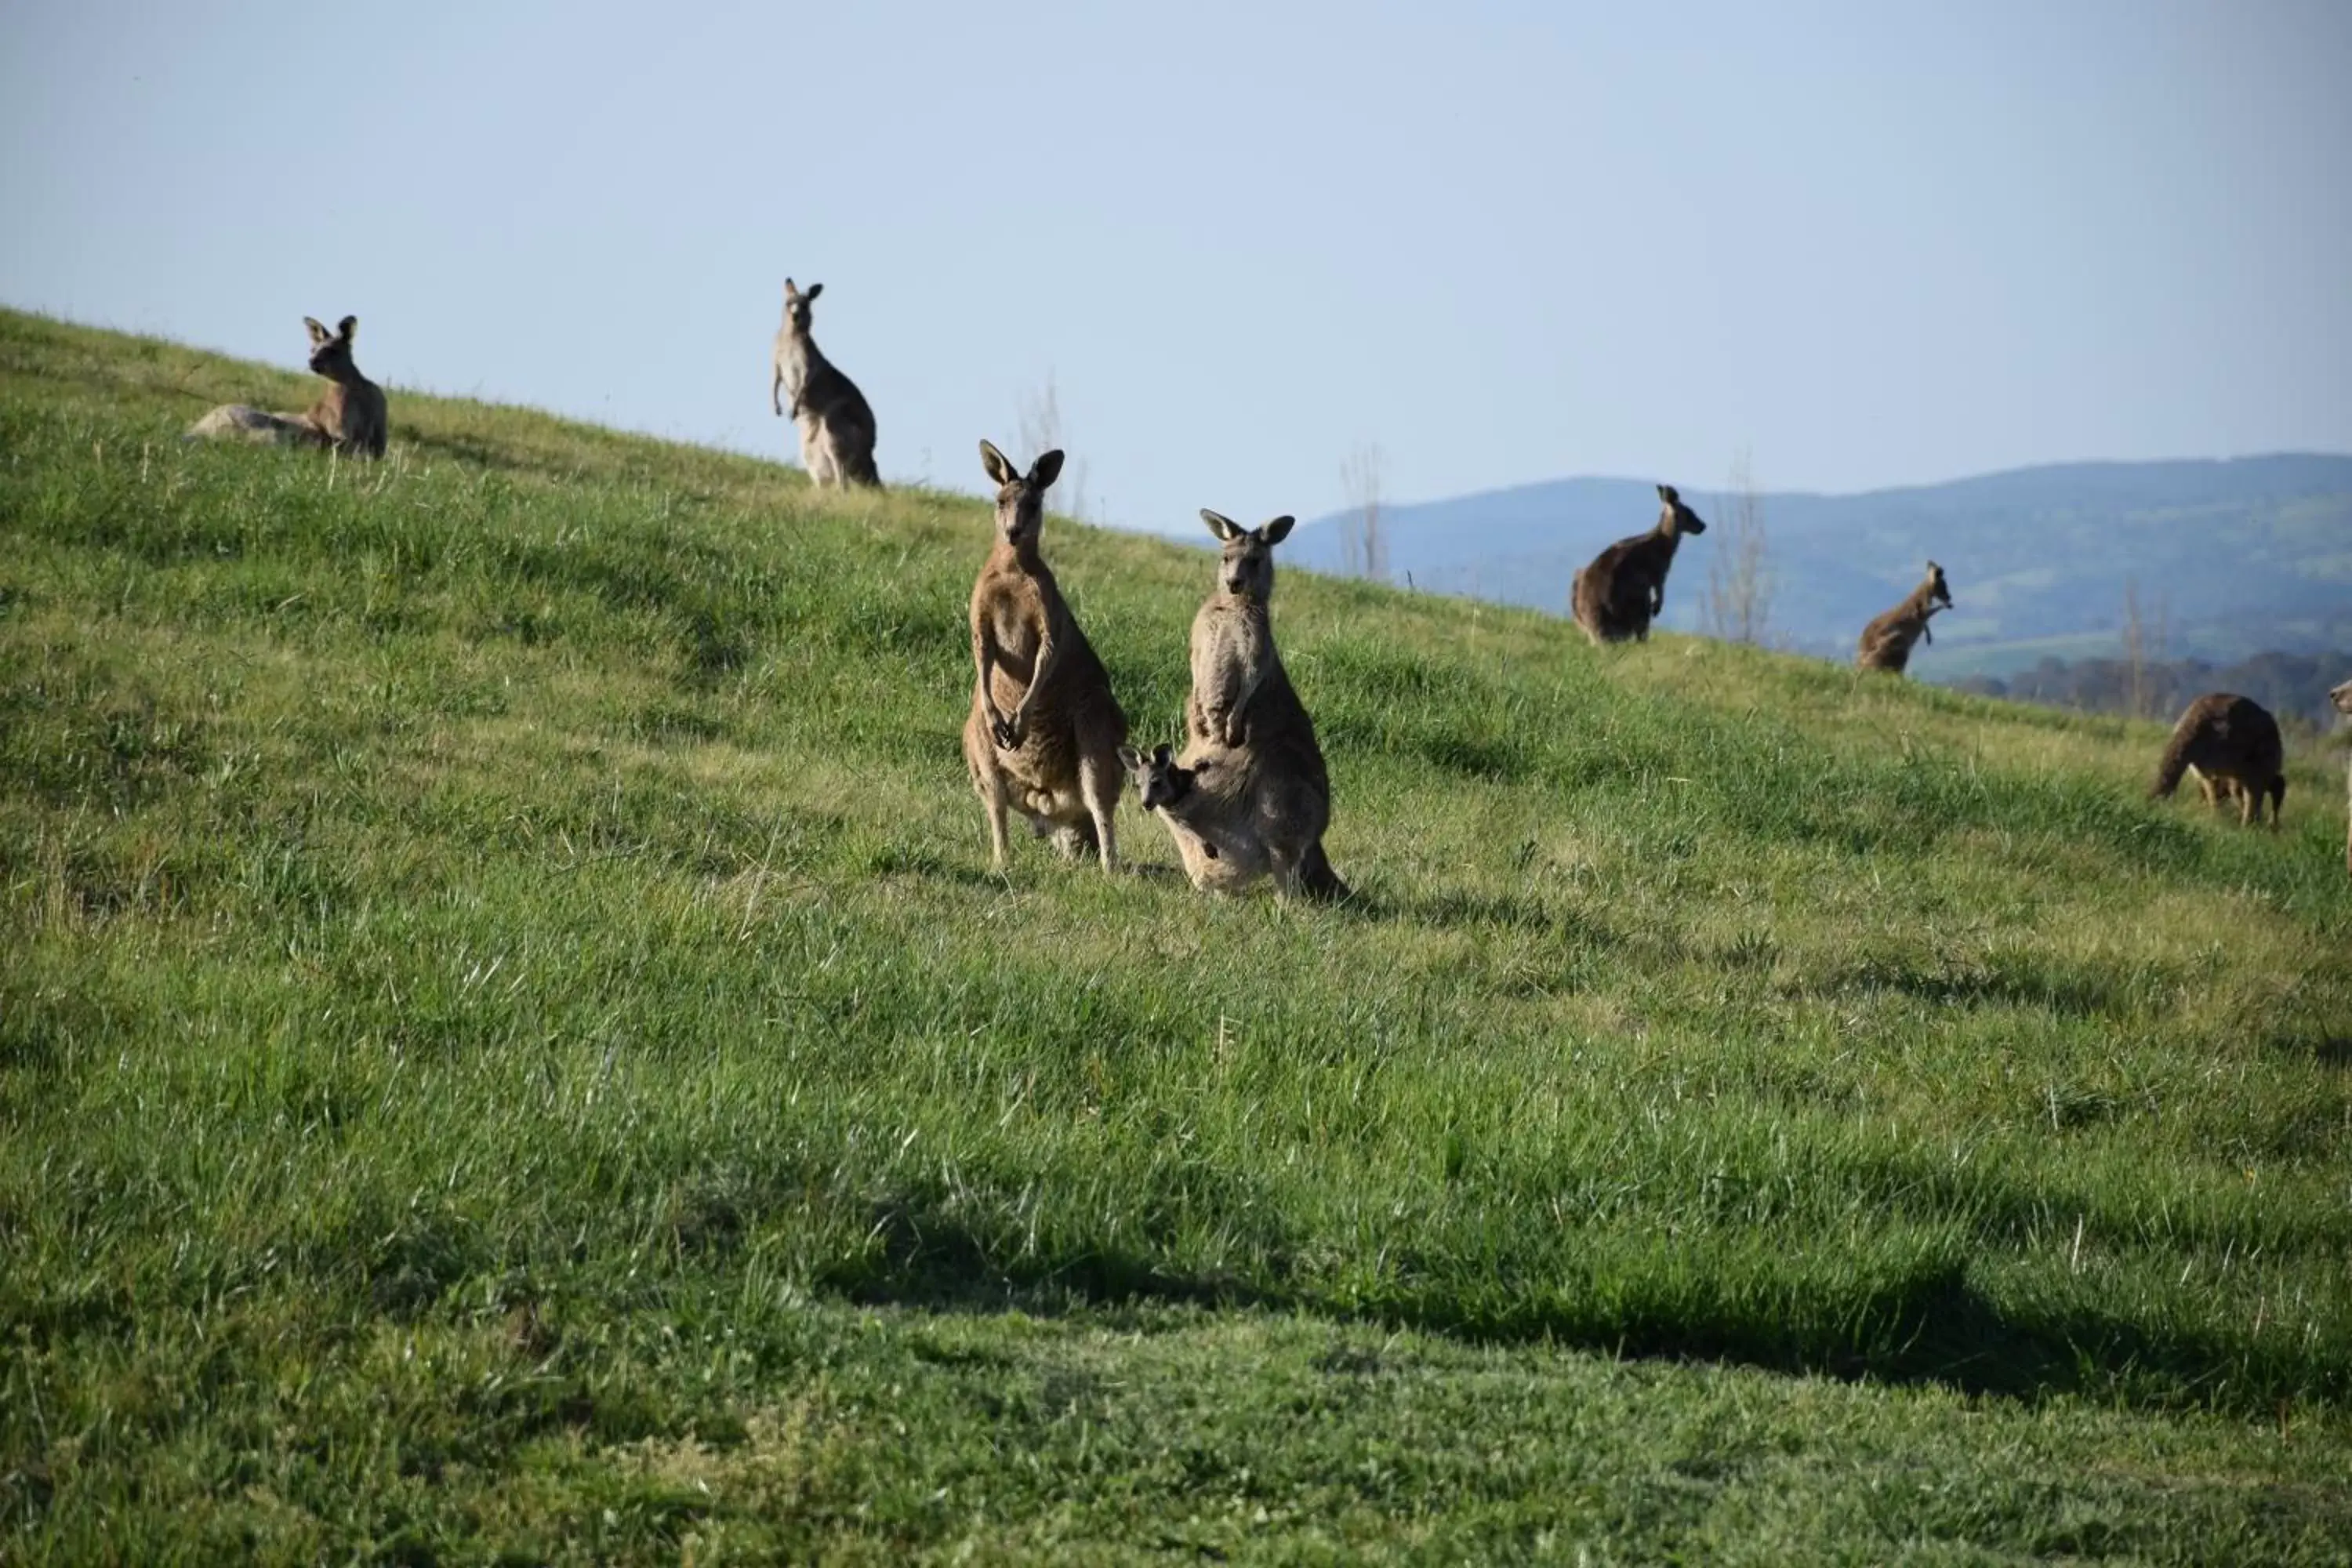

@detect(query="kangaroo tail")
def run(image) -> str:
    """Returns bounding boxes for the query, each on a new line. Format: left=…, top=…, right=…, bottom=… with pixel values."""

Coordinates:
left=2148, top=713, right=2201, bottom=799
left=1302, top=840, right=1351, bottom=902
left=846, top=444, right=884, bottom=489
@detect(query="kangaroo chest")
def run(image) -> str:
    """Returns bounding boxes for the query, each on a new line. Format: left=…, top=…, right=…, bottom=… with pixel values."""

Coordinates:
left=775, top=336, right=815, bottom=402
left=1195, top=604, right=1269, bottom=676
left=978, top=568, right=1058, bottom=681
left=992, top=601, right=1044, bottom=670
left=309, top=383, right=359, bottom=439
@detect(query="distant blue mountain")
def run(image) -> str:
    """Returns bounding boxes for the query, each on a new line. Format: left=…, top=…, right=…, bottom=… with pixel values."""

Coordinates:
left=1287, top=455, right=2352, bottom=677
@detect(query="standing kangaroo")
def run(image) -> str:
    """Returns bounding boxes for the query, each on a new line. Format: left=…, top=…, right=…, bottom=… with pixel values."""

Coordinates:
left=770, top=279, right=880, bottom=488
left=1174, top=510, right=1348, bottom=900
left=2332, top=677, right=2352, bottom=875
left=1571, top=485, right=1708, bottom=644
left=2149, top=692, right=2285, bottom=829
left=185, top=314, right=387, bottom=458
left=1857, top=562, right=1953, bottom=673
left=963, top=441, right=1127, bottom=874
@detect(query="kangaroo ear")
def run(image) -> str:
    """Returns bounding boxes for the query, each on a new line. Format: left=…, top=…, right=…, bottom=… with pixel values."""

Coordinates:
left=336, top=315, right=358, bottom=342
left=804, top=282, right=822, bottom=301
left=1153, top=743, right=1173, bottom=765
left=1029, top=449, right=1065, bottom=490
left=304, top=317, right=332, bottom=346
left=1117, top=745, right=1142, bottom=771
left=1200, top=509, right=1243, bottom=543
left=1258, top=515, right=1297, bottom=546
left=1657, top=484, right=1679, bottom=504
left=978, top=440, right=1017, bottom=488
left=1926, top=560, right=1942, bottom=575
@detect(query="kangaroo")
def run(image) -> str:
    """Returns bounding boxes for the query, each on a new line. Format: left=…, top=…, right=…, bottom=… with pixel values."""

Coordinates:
left=1118, top=742, right=1270, bottom=894
left=1857, top=561, right=1952, bottom=673
left=2149, top=692, right=2285, bottom=829
left=1179, top=510, right=1348, bottom=900
left=962, top=440, right=1127, bottom=874
left=1570, top=485, right=1708, bottom=644
left=770, top=279, right=880, bottom=488
left=2332, top=677, right=2352, bottom=874
left=185, top=314, right=387, bottom=457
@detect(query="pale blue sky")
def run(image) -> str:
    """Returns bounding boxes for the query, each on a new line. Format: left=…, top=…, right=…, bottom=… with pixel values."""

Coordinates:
left=4, top=2, right=2347, bottom=532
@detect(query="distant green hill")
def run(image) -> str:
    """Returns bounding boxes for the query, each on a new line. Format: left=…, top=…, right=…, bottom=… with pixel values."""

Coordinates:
left=1292, top=459, right=2352, bottom=676
left=5, top=310, right=2350, bottom=1561
left=1954, top=648, right=2352, bottom=732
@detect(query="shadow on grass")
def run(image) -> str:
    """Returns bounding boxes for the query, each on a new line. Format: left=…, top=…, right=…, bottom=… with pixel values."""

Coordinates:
left=2296, top=1035, right=2352, bottom=1070
left=803, top=1197, right=2345, bottom=1417
left=1809, top=950, right=2154, bottom=1021
left=871, top=842, right=1202, bottom=890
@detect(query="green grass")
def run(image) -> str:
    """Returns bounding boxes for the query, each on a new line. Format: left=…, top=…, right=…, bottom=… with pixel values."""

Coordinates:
left=4, top=307, right=2350, bottom=1563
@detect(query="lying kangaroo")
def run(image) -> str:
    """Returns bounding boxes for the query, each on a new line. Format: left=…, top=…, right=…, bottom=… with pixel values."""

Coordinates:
left=771, top=279, right=880, bottom=488
left=185, top=314, right=387, bottom=457
left=1857, top=561, right=1952, bottom=673
left=1571, top=484, right=1708, bottom=644
left=2332, top=677, right=2352, bottom=874
left=2149, top=692, right=2285, bottom=829
left=963, top=440, right=1126, bottom=873
left=1171, top=510, right=1348, bottom=900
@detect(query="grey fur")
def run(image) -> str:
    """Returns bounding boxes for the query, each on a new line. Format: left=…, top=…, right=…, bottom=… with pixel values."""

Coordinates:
left=771, top=279, right=880, bottom=488
left=1146, top=510, right=1347, bottom=901
left=186, top=314, right=387, bottom=458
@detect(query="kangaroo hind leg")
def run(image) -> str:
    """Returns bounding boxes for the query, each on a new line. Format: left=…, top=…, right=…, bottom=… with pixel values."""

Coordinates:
left=1080, top=749, right=1121, bottom=875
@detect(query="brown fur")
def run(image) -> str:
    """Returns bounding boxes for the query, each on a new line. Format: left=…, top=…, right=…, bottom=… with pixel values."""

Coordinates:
left=1857, top=562, right=1952, bottom=674
left=2332, top=677, right=2352, bottom=875
left=1173, top=510, right=1347, bottom=900
left=1571, top=485, right=1708, bottom=644
left=2149, top=692, right=2285, bottom=829
left=961, top=441, right=1126, bottom=874
left=771, top=279, right=880, bottom=488
left=185, top=314, right=387, bottom=457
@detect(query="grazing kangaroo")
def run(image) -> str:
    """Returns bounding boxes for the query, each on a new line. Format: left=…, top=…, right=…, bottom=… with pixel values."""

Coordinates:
left=2332, top=677, right=2352, bottom=874
left=185, top=315, right=387, bottom=457
left=1176, top=510, right=1348, bottom=900
left=1570, top=485, right=1708, bottom=644
left=2149, top=692, right=2285, bottom=829
left=770, top=279, right=880, bottom=488
left=962, top=440, right=1127, bottom=874
left=1857, top=562, right=1952, bottom=673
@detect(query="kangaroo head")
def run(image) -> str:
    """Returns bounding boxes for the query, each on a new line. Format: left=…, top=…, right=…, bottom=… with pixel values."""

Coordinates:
left=1922, top=561, right=1953, bottom=611
left=303, top=315, right=360, bottom=381
left=1656, top=484, right=1707, bottom=537
left=979, top=439, right=1064, bottom=549
left=1200, top=510, right=1295, bottom=600
left=1117, top=742, right=1193, bottom=812
left=782, top=278, right=823, bottom=335
left=2330, top=677, right=2352, bottom=717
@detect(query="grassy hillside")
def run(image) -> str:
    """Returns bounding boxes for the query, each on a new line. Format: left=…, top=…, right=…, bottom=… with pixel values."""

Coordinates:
left=4, top=308, right=2350, bottom=1563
